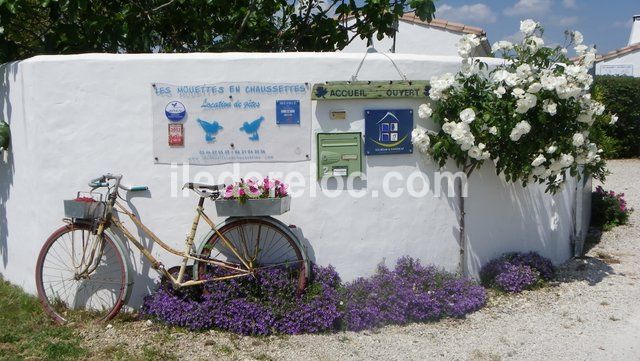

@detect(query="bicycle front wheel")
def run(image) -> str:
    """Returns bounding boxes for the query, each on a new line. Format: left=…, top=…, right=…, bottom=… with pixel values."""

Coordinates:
left=35, top=223, right=129, bottom=324
left=196, top=217, right=308, bottom=293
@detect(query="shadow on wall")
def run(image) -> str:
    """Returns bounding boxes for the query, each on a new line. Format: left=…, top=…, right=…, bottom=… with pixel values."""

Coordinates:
left=0, top=62, right=19, bottom=268
left=115, top=190, right=162, bottom=309
left=463, top=164, right=574, bottom=277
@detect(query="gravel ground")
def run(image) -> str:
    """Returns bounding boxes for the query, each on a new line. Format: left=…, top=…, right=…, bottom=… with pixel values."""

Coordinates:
left=78, top=159, right=640, bottom=361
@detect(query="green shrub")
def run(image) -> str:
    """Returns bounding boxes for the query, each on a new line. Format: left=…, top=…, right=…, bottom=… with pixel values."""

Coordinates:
left=591, top=186, right=633, bottom=231
left=592, top=76, right=640, bottom=158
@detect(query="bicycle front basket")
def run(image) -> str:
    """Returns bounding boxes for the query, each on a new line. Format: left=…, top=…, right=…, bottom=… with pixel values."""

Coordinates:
left=63, top=197, right=106, bottom=220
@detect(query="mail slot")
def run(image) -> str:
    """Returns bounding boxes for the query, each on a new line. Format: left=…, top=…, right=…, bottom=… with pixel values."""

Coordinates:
left=317, top=132, right=362, bottom=179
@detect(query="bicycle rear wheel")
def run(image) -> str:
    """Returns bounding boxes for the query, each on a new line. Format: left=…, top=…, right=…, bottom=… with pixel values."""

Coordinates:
left=35, top=223, right=129, bottom=324
left=195, top=217, right=308, bottom=293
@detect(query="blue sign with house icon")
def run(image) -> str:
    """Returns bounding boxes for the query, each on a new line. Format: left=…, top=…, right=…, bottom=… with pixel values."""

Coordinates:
left=364, top=109, right=413, bottom=155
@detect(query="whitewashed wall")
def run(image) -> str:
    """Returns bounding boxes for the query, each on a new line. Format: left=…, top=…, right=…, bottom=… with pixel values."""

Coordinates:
left=0, top=53, right=575, bottom=306
left=595, top=51, right=640, bottom=77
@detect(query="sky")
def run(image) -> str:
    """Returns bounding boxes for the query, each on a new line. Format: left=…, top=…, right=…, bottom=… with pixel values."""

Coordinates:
left=431, top=0, right=638, bottom=54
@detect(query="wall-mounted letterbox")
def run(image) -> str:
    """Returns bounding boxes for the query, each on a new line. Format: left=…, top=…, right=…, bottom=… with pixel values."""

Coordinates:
left=317, top=132, right=362, bottom=179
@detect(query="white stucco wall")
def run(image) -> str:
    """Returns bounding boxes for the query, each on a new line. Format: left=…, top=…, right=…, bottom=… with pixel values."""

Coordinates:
left=0, top=52, right=575, bottom=306
left=341, top=20, right=487, bottom=57
left=595, top=50, right=640, bottom=77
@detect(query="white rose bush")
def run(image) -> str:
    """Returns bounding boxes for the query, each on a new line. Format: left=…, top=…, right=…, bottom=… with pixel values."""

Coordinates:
left=413, top=19, right=611, bottom=193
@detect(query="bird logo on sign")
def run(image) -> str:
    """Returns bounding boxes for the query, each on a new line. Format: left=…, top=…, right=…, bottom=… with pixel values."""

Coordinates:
left=239, top=116, right=264, bottom=141
left=197, top=118, right=224, bottom=142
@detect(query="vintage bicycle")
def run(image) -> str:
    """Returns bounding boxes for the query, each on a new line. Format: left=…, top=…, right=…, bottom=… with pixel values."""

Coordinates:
left=35, top=174, right=309, bottom=324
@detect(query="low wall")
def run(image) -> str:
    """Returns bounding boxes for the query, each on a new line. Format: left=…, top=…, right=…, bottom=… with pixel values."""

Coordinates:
left=0, top=52, right=577, bottom=305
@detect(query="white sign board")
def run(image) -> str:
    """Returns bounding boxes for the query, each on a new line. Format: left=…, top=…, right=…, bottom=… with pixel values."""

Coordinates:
left=152, top=82, right=311, bottom=164
left=598, top=64, right=634, bottom=76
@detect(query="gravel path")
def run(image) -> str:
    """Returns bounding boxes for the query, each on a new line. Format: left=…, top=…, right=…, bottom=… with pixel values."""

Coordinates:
left=79, top=159, right=640, bottom=361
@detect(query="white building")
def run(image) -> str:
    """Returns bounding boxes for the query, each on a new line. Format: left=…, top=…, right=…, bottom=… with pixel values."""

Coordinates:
left=595, top=15, right=640, bottom=76
left=341, top=14, right=491, bottom=57
left=0, top=53, right=584, bottom=306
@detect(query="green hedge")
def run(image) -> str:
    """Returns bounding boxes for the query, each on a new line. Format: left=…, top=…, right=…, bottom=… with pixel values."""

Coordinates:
left=592, top=76, right=640, bottom=158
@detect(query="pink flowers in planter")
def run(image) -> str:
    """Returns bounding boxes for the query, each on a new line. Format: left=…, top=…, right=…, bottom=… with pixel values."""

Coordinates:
left=223, top=177, right=288, bottom=203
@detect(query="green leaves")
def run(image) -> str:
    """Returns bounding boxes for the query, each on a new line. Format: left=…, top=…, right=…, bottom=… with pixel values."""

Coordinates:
left=410, top=0, right=435, bottom=22
left=0, top=0, right=436, bottom=61
left=0, top=120, right=9, bottom=150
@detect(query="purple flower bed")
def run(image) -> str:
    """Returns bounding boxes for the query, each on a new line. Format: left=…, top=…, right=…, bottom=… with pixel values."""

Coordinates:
left=342, top=257, right=486, bottom=331
left=480, top=252, right=555, bottom=293
left=141, top=257, right=486, bottom=335
left=141, top=265, right=341, bottom=335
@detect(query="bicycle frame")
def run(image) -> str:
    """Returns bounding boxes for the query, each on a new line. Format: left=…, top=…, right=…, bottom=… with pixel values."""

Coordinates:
left=77, top=181, right=254, bottom=289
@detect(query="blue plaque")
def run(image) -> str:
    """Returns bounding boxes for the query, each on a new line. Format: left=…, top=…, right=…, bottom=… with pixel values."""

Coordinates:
left=276, top=100, right=300, bottom=124
left=365, top=109, right=413, bottom=155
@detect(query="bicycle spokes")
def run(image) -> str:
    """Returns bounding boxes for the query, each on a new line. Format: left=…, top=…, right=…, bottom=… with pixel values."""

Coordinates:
left=36, top=225, right=128, bottom=323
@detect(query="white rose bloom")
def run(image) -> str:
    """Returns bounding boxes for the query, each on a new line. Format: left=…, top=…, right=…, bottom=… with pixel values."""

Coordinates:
left=564, top=65, right=581, bottom=77
left=527, top=36, right=544, bottom=51
left=543, top=99, right=557, bottom=116
left=515, top=93, right=537, bottom=114
left=574, top=44, right=588, bottom=55
left=450, top=125, right=466, bottom=141
left=528, top=82, right=542, bottom=93
left=411, top=127, right=426, bottom=142
left=442, top=121, right=456, bottom=134
left=512, top=88, right=526, bottom=98
left=489, top=126, right=498, bottom=135
left=457, top=34, right=480, bottom=58
left=505, top=73, right=519, bottom=87
left=593, top=102, right=605, bottom=116
left=540, top=74, right=558, bottom=91
left=468, top=146, right=483, bottom=160
left=572, top=133, right=585, bottom=147
left=610, top=114, right=618, bottom=125
left=582, top=51, right=597, bottom=67
left=492, top=40, right=514, bottom=53
left=559, top=153, right=574, bottom=167
left=494, top=86, right=506, bottom=98
left=429, top=73, right=455, bottom=100
left=573, top=31, right=584, bottom=45
left=520, top=19, right=538, bottom=36
left=411, top=128, right=431, bottom=154
left=553, top=75, right=568, bottom=90
left=457, top=41, right=473, bottom=58
left=531, top=154, right=546, bottom=167
left=509, top=120, right=532, bottom=141
left=460, top=108, right=476, bottom=124
left=547, top=145, right=557, bottom=154
left=556, top=84, right=582, bottom=100
left=418, top=103, right=433, bottom=119
left=516, top=64, right=532, bottom=78
left=492, top=70, right=510, bottom=83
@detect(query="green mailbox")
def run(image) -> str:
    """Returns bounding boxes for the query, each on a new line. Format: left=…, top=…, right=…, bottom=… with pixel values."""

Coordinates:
left=317, top=132, right=363, bottom=179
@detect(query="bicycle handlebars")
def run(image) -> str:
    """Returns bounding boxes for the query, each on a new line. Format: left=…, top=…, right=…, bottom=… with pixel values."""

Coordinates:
left=89, top=174, right=149, bottom=192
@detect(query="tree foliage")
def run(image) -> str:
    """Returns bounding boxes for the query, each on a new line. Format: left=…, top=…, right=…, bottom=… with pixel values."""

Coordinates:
left=0, top=0, right=436, bottom=62
left=592, top=75, right=640, bottom=158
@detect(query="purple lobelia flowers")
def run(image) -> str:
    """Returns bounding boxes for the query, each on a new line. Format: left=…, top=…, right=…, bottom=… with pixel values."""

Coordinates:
left=480, top=252, right=555, bottom=293
left=141, top=257, right=486, bottom=335
left=341, top=256, right=486, bottom=331
left=141, top=264, right=341, bottom=335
